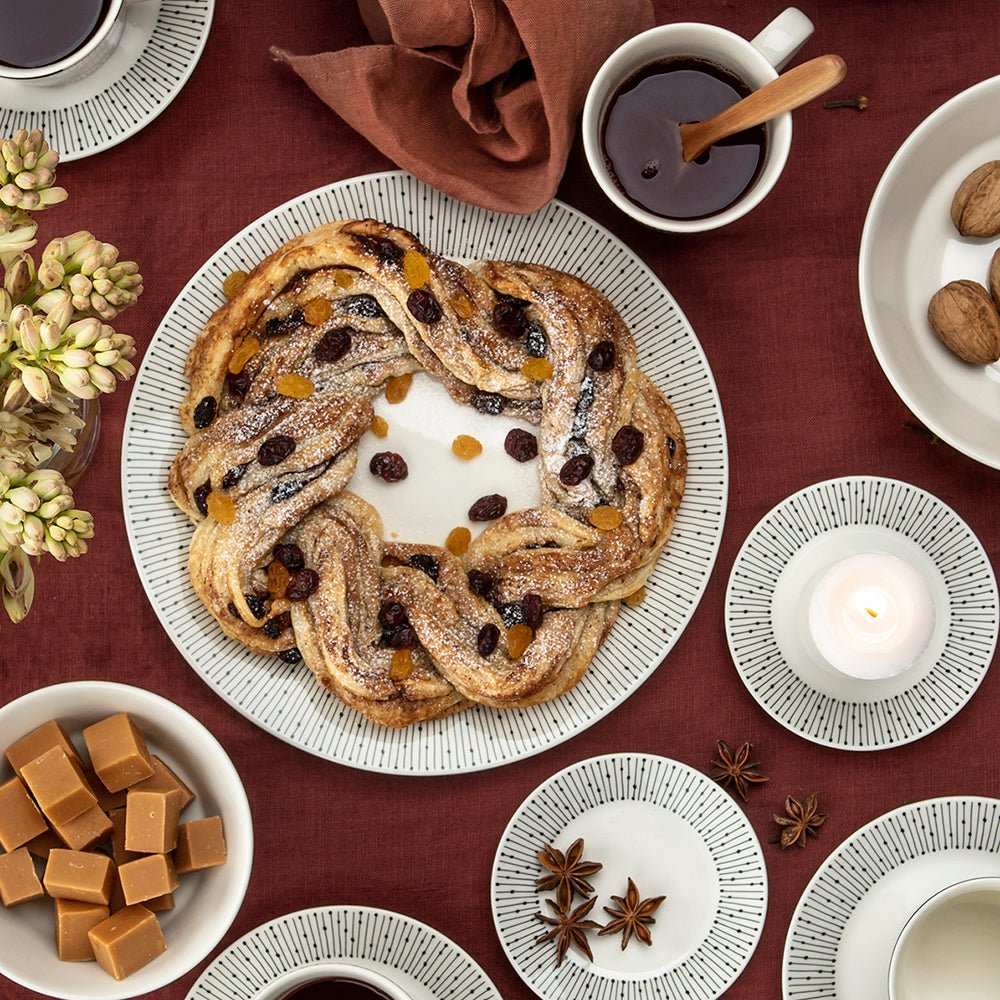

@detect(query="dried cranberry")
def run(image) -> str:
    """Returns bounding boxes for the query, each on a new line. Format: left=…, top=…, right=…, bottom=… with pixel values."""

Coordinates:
left=228, top=369, right=253, bottom=399
left=612, top=425, right=644, bottom=466
left=286, top=569, right=320, bottom=601
left=193, top=481, right=212, bottom=516
left=355, top=234, right=404, bottom=264
left=314, top=326, right=352, bottom=363
left=369, top=451, right=408, bottom=483
left=477, top=623, right=500, bottom=656
left=409, top=554, right=440, bottom=582
left=278, top=647, right=303, bottom=664
left=493, top=300, right=527, bottom=338
left=407, top=288, right=442, bottom=324
left=221, top=464, right=247, bottom=490
left=258, top=434, right=296, bottom=467
left=263, top=611, right=292, bottom=639
left=498, top=602, right=525, bottom=627
left=588, top=341, right=616, bottom=372
left=385, top=624, right=416, bottom=649
left=244, top=593, right=268, bottom=620
left=379, top=602, right=408, bottom=628
left=524, top=322, right=548, bottom=358
left=193, top=396, right=217, bottom=429
left=467, top=570, right=495, bottom=598
left=521, top=593, right=543, bottom=629
left=468, top=493, right=508, bottom=522
left=504, top=428, right=538, bottom=463
left=274, top=543, right=305, bottom=570
left=471, top=391, right=505, bottom=415
left=559, top=454, right=594, bottom=486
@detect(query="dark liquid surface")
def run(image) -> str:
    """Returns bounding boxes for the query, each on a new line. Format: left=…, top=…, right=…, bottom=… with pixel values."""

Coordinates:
left=0, top=0, right=107, bottom=69
left=601, top=58, right=767, bottom=220
left=282, top=979, right=391, bottom=1000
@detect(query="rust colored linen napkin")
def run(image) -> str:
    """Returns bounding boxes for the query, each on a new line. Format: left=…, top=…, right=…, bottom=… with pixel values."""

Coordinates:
left=273, top=0, right=654, bottom=213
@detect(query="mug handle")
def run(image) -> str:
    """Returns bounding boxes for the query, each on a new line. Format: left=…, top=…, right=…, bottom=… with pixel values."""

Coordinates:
left=750, top=7, right=815, bottom=70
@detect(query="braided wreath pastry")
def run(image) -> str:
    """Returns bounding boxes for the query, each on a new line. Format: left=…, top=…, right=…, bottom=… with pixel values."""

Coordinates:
left=168, top=219, right=686, bottom=727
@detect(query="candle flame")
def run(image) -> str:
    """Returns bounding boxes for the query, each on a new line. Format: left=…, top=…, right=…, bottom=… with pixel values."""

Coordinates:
left=864, top=607, right=879, bottom=618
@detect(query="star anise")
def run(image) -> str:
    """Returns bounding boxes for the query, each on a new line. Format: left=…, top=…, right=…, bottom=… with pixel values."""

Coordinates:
left=536, top=838, right=603, bottom=911
left=598, top=877, right=665, bottom=949
left=774, top=794, right=827, bottom=848
left=709, top=739, right=769, bottom=801
left=536, top=896, right=602, bottom=966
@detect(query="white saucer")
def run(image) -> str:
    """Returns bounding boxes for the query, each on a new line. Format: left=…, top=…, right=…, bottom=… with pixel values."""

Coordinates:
left=0, top=0, right=214, bottom=161
left=726, top=476, right=997, bottom=750
left=784, top=796, right=1000, bottom=1000
left=492, top=753, right=767, bottom=1000
left=185, top=905, right=502, bottom=1000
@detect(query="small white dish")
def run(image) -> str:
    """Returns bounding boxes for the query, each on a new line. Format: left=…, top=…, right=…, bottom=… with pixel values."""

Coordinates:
left=492, top=752, right=767, bottom=1000
left=0, top=0, right=214, bottom=162
left=784, top=797, right=1000, bottom=1000
left=185, top=905, right=502, bottom=1000
left=859, top=73, right=1000, bottom=469
left=726, top=476, right=997, bottom=750
left=0, top=680, right=253, bottom=1000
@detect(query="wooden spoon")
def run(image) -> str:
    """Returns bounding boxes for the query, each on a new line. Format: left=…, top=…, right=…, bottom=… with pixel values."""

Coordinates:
left=679, top=54, right=847, bottom=163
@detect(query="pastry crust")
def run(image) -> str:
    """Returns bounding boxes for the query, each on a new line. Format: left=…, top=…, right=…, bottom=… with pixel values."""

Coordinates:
left=169, top=219, right=686, bottom=726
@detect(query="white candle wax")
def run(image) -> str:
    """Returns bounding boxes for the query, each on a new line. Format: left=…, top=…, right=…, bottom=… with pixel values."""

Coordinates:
left=807, top=552, right=935, bottom=680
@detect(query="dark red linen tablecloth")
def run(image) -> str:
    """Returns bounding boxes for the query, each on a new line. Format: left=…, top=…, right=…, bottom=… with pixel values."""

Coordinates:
left=3, top=2, right=1000, bottom=997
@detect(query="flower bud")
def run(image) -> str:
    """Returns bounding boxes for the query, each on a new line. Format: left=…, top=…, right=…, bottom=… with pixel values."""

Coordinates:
left=88, top=365, right=116, bottom=393
left=67, top=317, right=100, bottom=347
left=20, top=365, right=51, bottom=404
left=39, top=318, right=62, bottom=350
left=7, top=486, right=39, bottom=512
left=2, top=377, right=28, bottom=411
left=18, top=317, right=42, bottom=355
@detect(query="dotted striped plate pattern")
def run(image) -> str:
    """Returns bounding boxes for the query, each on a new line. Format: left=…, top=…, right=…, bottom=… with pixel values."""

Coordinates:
left=121, top=171, right=728, bottom=774
left=491, top=753, right=767, bottom=1000
left=783, top=796, right=1000, bottom=1000
left=726, top=476, right=997, bottom=750
left=0, top=0, right=213, bottom=162
left=185, top=905, right=501, bottom=1000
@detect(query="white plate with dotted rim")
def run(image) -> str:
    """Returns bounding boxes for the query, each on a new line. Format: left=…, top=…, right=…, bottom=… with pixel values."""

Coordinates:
left=0, top=0, right=213, bottom=162
left=491, top=753, right=767, bottom=1000
left=783, top=796, right=1000, bottom=1000
left=121, top=170, right=728, bottom=774
left=725, top=476, right=997, bottom=751
left=185, top=905, right=501, bottom=1000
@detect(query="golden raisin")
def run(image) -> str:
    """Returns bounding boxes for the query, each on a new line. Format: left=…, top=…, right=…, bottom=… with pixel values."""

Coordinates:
left=446, top=526, right=471, bottom=556
left=385, top=373, right=413, bottom=404
left=206, top=492, right=236, bottom=525
left=334, top=270, right=354, bottom=288
left=507, top=624, right=533, bottom=659
left=451, top=434, right=483, bottom=460
left=390, top=647, right=415, bottom=681
left=521, top=357, right=553, bottom=381
left=448, top=290, right=475, bottom=319
left=371, top=415, right=389, bottom=438
left=623, top=586, right=646, bottom=607
left=589, top=505, right=623, bottom=531
left=275, top=373, right=315, bottom=399
left=267, top=560, right=290, bottom=599
left=303, top=297, right=332, bottom=326
left=228, top=335, right=261, bottom=375
left=402, top=249, right=431, bottom=290
left=222, top=270, right=249, bottom=299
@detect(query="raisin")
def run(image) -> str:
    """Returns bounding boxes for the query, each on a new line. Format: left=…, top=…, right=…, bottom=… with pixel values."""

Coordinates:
left=495, top=290, right=530, bottom=306
left=263, top=611, right=293, bottom=638
left=258, top=434, right=296, bottom=467
left=206, top=492, right=236, bottom=524
left=339, top=294, right=383, bottom=318
left=493, top=300, right=527, bottom=337
left=452, top=434, right=482, bottom=460
left=468, top=493, right=507, bottom=522
left=477, top=623, right=500, bottom=656
left=504, top=428, right=538, bottom=463
left=449, top=290, right=475, bottom=318
left=193, top=396, right=217, bottom=429
left=221, top=464, right=248, bottom=491
left=275, top=373, right=315, bottom=398
left=264, top=308, right=305, bottom=337
left=385, top=624, right=416, bottom=649
left=314, top=326, right=353, bottom=363
left=623, top=586, right=646, bottom=607
left=244, top=593, right=267, bottom=620
left=409, top=553, right=440, bottom=582
left=402, top=250, right=431, bottom=289
left=589, top=505, right=623, bottom=531
left=471, top=391, right=505, bottom=415
left=193, top=481, right=212, bottom=516
left=611, top=425, right=644, bottom=466
left=385, top=373, right=413, bottom=403
left=498, top=602, right=525, bottom=628
left=468, top=569, right=495, bottom=598
left=303, top=297, right=332, bottom=325
left=588, top=340, right=616, bottom=372
left=379, top=602, right=408, bottom=628
left=521, top=358, right=552, bottom=381
left=286, top=568, right=320, bottom=601
left=227, top=601, right=242, bottom=621
left=446, top=526, right=471, bottom=555
left=334, top=270, right=354, bottom=288
left=274, top=543, right=305, bottom=570
left=355, top=234, right=403, bottom=264
left=407, top=288, right=442, bottom=323
left=265, top=317, right=283, bottom=337
left=559, top=454, right=594, bottom=486
left=521, top=592, right=543, bottom=629
left=370, top=451, right=408, bottom=482
left=370, top=415, right=389, bottom=438
left=271, top=480, right=305, bottom=503
left=228, top=336, right=261, bottom=375
left=278, top=647, right=303, bottom=664
left=668, top=436, right=677, bottom=456
left=228, top=369, right=253, bottom=399
left=222, top=270, right=248, bottom=299
left=524, top=322, right=548, bottom=358
left=390, top=647, right=415, bottom=680
left=507, top=623, right=533, bottom=659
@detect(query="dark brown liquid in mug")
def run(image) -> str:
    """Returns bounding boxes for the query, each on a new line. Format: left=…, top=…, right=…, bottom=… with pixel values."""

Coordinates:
left=0, top=0, right=108, bottom=69
left=601, top=58, right=767, bottom=220
left=282, top=979, right=391, bottom=999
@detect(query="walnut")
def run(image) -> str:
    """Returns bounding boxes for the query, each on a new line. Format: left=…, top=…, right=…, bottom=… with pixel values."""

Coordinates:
left=927, top=280, right=1000, bottom=365
left=950, top=161, right=1000, bottom=237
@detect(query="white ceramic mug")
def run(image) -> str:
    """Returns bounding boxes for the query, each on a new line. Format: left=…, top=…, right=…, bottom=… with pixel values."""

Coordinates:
left=888, top=877, right=1000, bottom=1000
left=582, top=8, right=815, bottom=233
left=259, top=961, right=414, bottom=1000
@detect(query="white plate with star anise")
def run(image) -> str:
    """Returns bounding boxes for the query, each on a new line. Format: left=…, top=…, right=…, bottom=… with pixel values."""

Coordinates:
left=491, top=753, right=767, bottom=1000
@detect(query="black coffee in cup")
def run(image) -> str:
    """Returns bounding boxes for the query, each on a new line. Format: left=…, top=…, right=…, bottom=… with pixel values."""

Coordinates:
left=0, top=0, right=108, bottom=69
left=280, top=979, right=392, bottom=999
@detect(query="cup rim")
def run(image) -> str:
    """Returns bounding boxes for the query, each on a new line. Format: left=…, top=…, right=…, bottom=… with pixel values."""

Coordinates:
left=0, top=0, right=125, bottom=81
left=263, top=961, right=412, bottom=1000
left=581, top=21, right=793, bottom=233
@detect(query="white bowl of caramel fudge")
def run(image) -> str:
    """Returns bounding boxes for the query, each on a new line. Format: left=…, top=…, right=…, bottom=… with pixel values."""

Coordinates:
left=0, top=680, right=253, bottom=998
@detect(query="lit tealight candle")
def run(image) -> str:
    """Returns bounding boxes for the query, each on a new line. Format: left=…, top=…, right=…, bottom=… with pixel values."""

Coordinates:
left=807, top=552, right=935, bottom=680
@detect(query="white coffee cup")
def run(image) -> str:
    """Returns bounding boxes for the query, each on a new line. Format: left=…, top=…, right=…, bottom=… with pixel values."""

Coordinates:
left=582, top=8, right=815, bottom=233
left=260, top=961, right=413, bottom=1000
left=888, top=877, right=1000, bottom=1000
